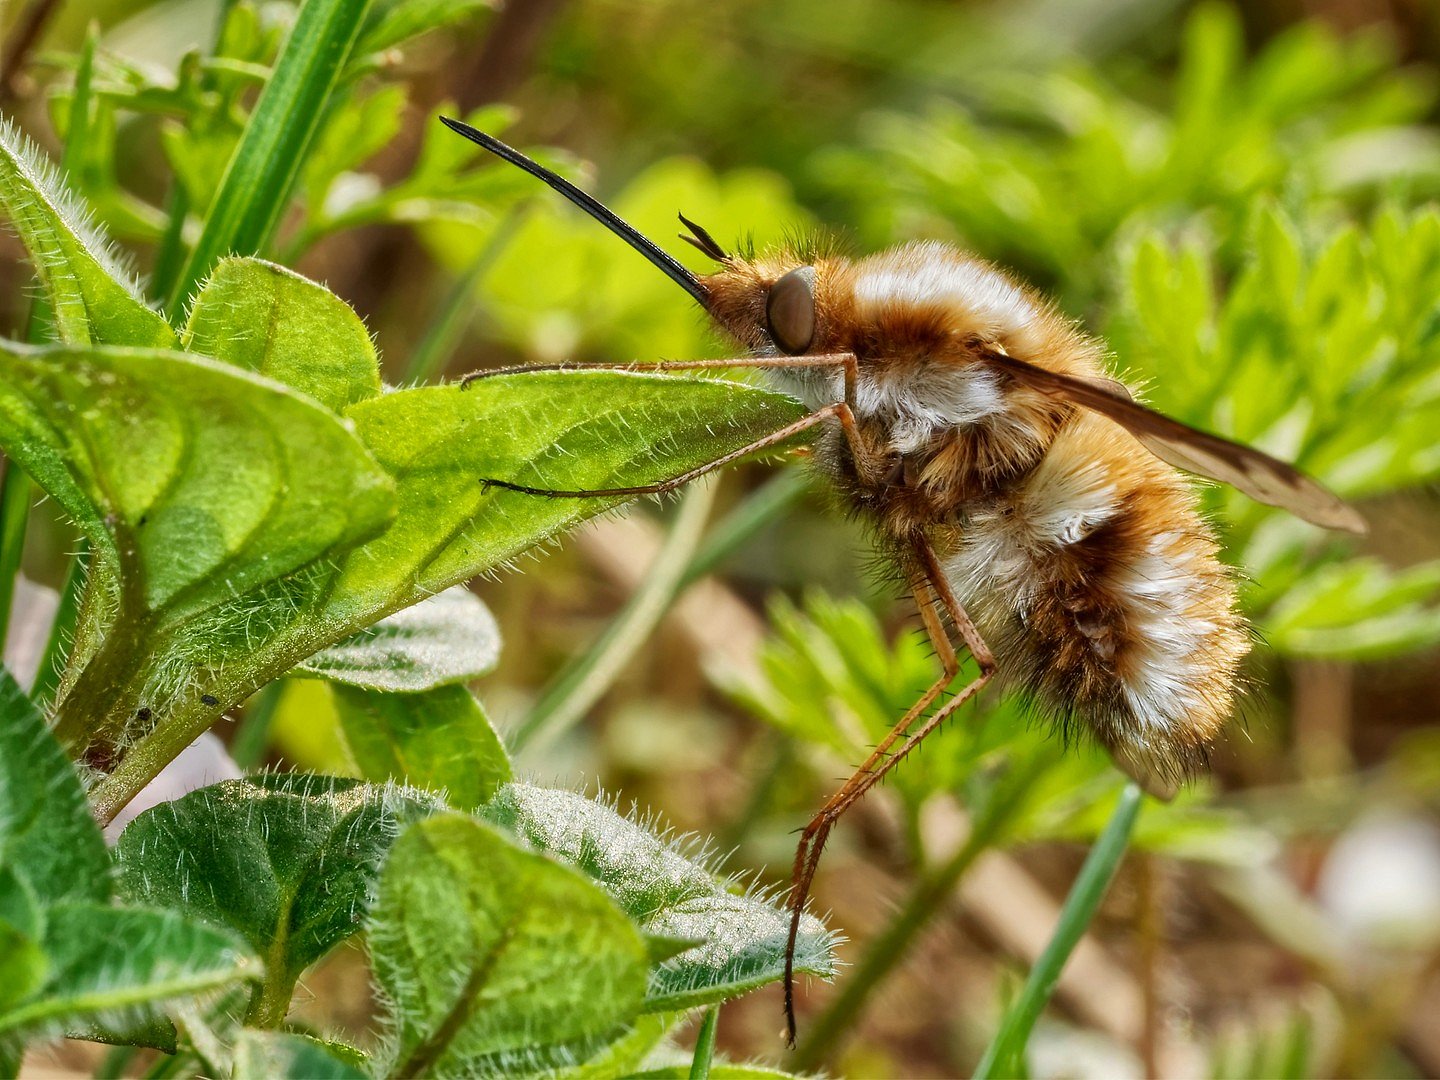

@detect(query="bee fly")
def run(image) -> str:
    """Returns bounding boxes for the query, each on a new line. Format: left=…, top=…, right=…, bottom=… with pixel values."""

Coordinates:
left=439, top=116, right=1365, bottom=1041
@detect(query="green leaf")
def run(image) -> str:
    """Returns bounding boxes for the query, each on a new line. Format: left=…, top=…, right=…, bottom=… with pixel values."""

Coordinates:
left=357, top=0, right=494, bottom=56
left=0, top=342, right=394, bottom=744
left=0, top=668, right=110, bottom=905
left=115, top=775, right=438, bottom=1027
left=167, top=0, right=378, bottom=314
left=296, top=585, right=500, bottom=691
left=0, top=903, right=255, bottom=1042
left=481, top=785, right=837, bottom=1011
left=560, top=1012, right=678, bottom=1080
left=0, top=345, right=394, bottom=612
left=230, top=1030, right=368, bottom=1079
left=64, top=359, right=797, bottom=822
left=332, top=684, right=511, bottom=810
left=0, top=120, right=176, bottom=348
left=372, top=813, right=650, bottom=1077
left=183, top=257, right=382, bottom=412
left=330, top=371, right=808, bottom=611
left=0, top=919, right=48, bottom=1014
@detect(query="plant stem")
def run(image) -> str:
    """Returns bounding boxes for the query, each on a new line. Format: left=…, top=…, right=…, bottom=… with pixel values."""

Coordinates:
left=30, top=540, right=85, bottom=709
left=244, top=936, right=295, bottom=1028
left=972, top=782, right=1145, bottom=1079
left=511, top=478, right=718, bottom=752
left=689, top=1007, right=719, bottom=1079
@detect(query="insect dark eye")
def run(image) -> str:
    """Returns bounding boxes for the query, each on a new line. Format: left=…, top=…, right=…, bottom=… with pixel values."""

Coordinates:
left=766, top=266, right=816, bottom=355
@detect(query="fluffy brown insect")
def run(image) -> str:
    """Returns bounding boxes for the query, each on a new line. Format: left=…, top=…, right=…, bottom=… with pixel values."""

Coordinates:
left=440, top=117, right=1366, bottom=1041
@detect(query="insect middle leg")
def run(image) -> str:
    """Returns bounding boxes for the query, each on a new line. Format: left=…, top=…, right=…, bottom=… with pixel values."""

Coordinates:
left=782, top=532, right=996, bottom=1044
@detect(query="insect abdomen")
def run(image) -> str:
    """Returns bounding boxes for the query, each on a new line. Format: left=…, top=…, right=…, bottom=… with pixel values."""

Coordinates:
left=941, top=412, right=1250, bottom=792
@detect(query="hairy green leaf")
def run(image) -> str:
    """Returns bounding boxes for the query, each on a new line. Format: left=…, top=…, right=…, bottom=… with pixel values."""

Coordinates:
left=0, top=668, right=109, bottom=905
left=333, top=684, right=511, bottom=810
left=0, top=903, right=255, bottom=1042
left=0, top=120, right=175, bottom=348
left=231, top=1030, right=368, bottom=1079
left=330, top=370, right=807, bottom=612
left=481, top=785, right=837, bottom=1011
left=297, top=585, right=500, bottom=691
left=372, top=813, right=650, bottom=1077
left=115, top=775, right=438, bottom=1026
left=183, top=257, right=382, bottom=412
left=0, top=342, right=394, bottom=747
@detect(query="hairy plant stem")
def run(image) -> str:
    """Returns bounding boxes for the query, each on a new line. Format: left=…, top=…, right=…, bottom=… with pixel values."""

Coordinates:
left=689, top=1007, right=719, bottom=1079
left=244, top=923, right=296, bottom=1028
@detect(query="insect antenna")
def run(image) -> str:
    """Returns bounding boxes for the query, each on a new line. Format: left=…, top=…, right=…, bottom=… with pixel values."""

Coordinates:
left=677, top=211, right=730, bottom=261
left=439, top=116, right=711, bottom=309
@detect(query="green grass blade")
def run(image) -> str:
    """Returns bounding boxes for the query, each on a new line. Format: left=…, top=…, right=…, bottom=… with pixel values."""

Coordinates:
left=165, top=0, right=375, bottom=317
left=403, top=203, right=529, bottom=384
left=972, top=782, right=1144, bottom=1079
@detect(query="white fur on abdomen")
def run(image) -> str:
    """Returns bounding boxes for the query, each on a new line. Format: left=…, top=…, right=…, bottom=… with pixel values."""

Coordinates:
left=941, top=434, right=1220, bottom=736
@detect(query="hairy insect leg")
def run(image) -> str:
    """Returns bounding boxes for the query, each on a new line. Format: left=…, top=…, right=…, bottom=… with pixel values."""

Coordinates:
left=461, top=351, right=859, bottom=401
left=782, top=535, right=996, bottom=1045
left=470, top=354, right=861, bottom=498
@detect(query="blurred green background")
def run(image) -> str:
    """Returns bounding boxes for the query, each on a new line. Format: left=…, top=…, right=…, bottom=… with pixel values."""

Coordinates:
left=5, top=0, right=1440, bottom=1076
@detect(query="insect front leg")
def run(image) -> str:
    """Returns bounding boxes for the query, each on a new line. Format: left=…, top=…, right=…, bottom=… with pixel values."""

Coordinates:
left=782, top=532, right=996, bottom=1045
left=472, top=355, right=858, bottom=498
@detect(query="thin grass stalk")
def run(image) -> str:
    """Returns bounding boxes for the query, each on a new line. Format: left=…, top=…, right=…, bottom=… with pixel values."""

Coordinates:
left=403, top=202, right=530, bottom=384
left=972, top=781, right=1144, bottom=1078
left=165, top=0, right=375, bottom=317
left=511, top=478, right=718, bottom=752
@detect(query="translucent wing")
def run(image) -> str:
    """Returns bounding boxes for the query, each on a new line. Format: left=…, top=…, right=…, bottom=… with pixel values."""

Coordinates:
left=986, top=352, right=1366, bottom=534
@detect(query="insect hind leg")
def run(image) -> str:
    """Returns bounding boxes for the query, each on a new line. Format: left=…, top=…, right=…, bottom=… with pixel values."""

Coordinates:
left=782, top=535, right=996, bottom=1045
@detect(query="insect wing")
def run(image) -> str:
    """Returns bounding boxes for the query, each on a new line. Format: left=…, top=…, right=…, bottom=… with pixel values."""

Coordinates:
left=986, top=352, right=1366, bottom=534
